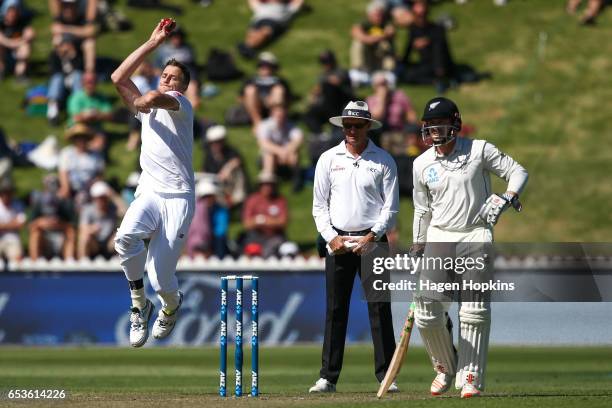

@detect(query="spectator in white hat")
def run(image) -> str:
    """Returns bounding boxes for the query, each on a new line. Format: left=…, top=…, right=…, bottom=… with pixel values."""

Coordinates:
left=186, top=179, right=230, bottom=258
left=203, top=125, right=247, bottom=207
left=77, top=180, right=127, bottom=259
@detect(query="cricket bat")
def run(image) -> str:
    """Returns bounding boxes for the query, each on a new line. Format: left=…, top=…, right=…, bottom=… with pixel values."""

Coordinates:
left=376, top=302, right=416, bottom=399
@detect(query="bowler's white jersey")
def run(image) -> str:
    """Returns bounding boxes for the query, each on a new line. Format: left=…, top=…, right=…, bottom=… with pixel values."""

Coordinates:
left=136, top=91, right=194, bottom=194
left=412, top=137, right=528, bottom=243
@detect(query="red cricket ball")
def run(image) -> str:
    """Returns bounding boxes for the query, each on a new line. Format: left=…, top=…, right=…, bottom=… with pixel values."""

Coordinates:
left=161, top=18, right=175, bottom=34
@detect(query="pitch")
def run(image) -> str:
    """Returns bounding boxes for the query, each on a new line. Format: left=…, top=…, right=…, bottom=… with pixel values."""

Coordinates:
left=1, top=345, right=610, bottom=407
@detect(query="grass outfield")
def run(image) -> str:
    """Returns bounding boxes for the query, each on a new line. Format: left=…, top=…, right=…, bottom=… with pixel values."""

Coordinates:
left=1, top=346, right=611, bottom=407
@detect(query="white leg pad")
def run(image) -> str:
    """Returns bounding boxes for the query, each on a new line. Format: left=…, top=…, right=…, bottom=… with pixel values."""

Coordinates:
left=415, top=298, right=457, bottom=375
left=456, top=301, right=491, bottom=391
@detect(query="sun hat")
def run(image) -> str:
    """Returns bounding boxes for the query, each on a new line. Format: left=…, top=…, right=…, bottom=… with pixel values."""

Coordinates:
left=195, top=179, right=218, bottom=197
left=206, top=125, right=227, bottom=143
left=90, top=180, right=111, bottom=198
left=329, top=100, right=382, bottom=129
left=65, top=123, right=94, bottom=141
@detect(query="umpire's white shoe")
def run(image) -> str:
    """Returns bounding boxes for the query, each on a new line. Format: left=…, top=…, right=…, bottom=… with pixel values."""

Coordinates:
left=152, top=292, right=183, bottom=339
left=129, top=299, right=154, bottom=348
left=387, top=381, right=399, bottom=393
left=308, top=378, right=336, bottom=393
left=431, top=372, right=453, bottom=396
left=460, top=372, right=481, bottom=398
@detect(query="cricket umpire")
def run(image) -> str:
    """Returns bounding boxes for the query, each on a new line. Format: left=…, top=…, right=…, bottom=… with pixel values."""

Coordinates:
left=310, top=101, right=399, bottom=393
left=411, top=97, right=528, bottom=398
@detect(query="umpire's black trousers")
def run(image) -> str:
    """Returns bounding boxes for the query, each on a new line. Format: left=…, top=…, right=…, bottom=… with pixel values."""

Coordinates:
left=319, top=247, right=396, bottom=384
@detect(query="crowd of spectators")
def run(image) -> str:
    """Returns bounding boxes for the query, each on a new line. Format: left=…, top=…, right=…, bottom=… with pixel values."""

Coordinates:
left=1, top=0, right=592, bottom=262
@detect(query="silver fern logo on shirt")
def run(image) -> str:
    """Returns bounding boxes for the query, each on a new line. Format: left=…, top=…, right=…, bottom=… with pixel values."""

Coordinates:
left=427, top=168, right=439, bottom=184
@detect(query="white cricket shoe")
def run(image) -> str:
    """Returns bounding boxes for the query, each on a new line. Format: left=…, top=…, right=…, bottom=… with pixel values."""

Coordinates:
left=308, top=378, right=336, bottom=393
left=387, top=381, right=399, bottom=393
left=129, top=299, right=154, bottom=348
left=431, top=372, right=453, bottom=396
left=153, top=292, right=183, bottom=339
left=460, top=372, right=481, bottom=398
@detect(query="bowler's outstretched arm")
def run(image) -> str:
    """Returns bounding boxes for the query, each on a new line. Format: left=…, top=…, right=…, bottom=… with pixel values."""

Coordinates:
left=111, top=20, right=178, bottom=112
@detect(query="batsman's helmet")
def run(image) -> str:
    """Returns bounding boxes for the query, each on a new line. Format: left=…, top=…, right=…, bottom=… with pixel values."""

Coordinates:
left=421, top=97, right=462, bottom=146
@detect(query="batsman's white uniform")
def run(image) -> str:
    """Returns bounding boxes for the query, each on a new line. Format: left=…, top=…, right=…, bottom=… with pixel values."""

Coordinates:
left=115, top=90, right=195, bottom=297
left=412, top=137, right=528, bottom=391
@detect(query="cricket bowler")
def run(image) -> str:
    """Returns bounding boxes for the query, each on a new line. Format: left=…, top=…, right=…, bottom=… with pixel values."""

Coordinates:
left=111, top=19, right=195, bottom=347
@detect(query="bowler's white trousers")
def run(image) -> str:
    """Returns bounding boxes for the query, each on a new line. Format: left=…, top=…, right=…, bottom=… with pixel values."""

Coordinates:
left=114, top=188, right=195, bottom=294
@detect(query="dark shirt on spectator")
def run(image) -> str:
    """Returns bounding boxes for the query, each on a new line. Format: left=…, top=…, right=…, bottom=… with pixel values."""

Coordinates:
left=54, top=9, right=87, bottom=26
left=241, top=75, right=291, bottom=100
left=318, top=68, right=353, bottom=113
left=402, top=22, right=454, bottom=77
left=30, top=190, right=74, bottom=223
left=49, top=46, right=84, bottom=75
left=203, top=144, right=241, bottom=174
left=0, top=12, right=29, bottom=39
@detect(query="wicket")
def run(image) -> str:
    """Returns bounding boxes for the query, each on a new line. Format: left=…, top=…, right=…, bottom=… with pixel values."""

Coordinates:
left=220, top=275, right=259, bottom=397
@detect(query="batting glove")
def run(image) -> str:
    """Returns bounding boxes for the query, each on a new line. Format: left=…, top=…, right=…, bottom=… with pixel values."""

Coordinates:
left=408, top=243, right=425, bottom=258
left=478, top=193, right=522, bottom=226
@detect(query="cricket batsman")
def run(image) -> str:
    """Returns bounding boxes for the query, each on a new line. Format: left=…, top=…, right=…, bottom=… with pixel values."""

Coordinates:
left=410, top=97, right=528, bottom=398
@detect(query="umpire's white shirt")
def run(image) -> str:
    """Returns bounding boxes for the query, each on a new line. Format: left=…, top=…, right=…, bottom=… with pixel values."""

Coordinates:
left=313, top=140, right=399, bottom=242
left=136, top=90, right=195, bottom=194
left=412, top=137, right=528, bottom=243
